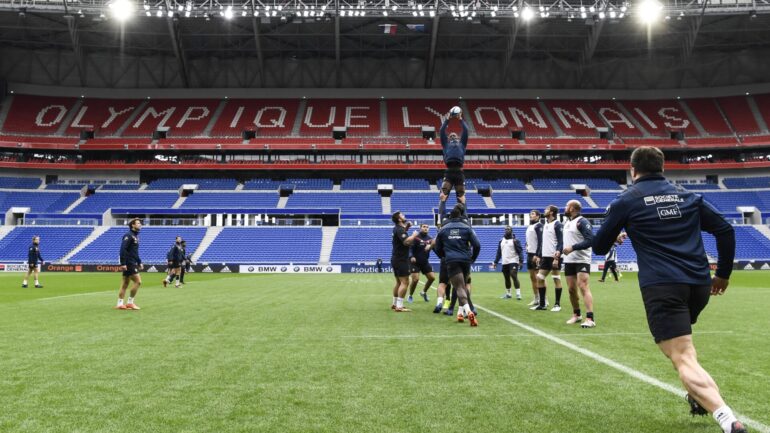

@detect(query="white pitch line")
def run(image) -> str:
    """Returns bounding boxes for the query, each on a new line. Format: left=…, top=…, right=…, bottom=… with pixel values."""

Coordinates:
left=37, top=290, right=114, bottom=301
left=477, top=304, right=770, bottom=433
left=343, top=330, right=734, bottom=339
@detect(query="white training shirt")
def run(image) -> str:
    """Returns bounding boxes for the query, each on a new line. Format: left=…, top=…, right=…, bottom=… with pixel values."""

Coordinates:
left=525, top=223, right=539, bottom=254
left=541, top=219, right=562, bottom=258
left=498, top=238, right=520, bottom=265
left=562, top=215, right=593, bottom=264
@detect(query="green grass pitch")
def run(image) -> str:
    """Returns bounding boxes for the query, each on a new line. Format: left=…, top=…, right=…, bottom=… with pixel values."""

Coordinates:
left=0, top=271, right=768, bottom=433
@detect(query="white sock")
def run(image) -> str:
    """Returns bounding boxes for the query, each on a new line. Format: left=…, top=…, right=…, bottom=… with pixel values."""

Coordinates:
left=713, top=405, right=737, bottom=433
left=436, top=296, right=444, bottom=306
left=463, top=304, right=472, bottom=315
left=392, top=296, right=397, bottom=306
left=23, top=280, right=27, bottom=285
left=396, top=297, right=403, bottom=308
left=127, top=297, right=134, bottom=305
left=506, top=288, right=512, bottom=294
left=117, top=298, right=124, bottom=306
left=516, top=289, right=521, bottom=297
left=34, top=280, right=39, bottom=285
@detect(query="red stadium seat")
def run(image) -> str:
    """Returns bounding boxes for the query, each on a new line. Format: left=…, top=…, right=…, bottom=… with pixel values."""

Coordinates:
left=121, top=99, right=221, bottom=137
left=618, top=100, right=700, bottom=137
left=541, top=100, right=606, bottom=137
left=464, top=99, right=558, bottom=137
left=717, top=96, right=760, bottom=135
left=210, top=99, right=299, bottom=137
left=684, top=98, right=733, bottom=136
left=64, top=98, right=141, bottom=137
left=299, top=99, right=380, bottom=138
left=2, top=95, right=78, bottom=135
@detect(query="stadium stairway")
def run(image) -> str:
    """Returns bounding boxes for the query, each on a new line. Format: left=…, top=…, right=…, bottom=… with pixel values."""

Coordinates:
left=754, top=225, right=770, bottom=243
left=191, top=226, right=224, bottom=262
left=319, top=226, right=339, bottom=264
left=747, top=96, right=770, bottom=133
left=277, top=196, right=289, bottom=209
left=0, top=225, right=14, bottom=242
left=381, top=195, right=391, bottom=214
left=583, top=195, right=599, bottom=208
left=61, top=226, right=111, bottom=264
left=172, top=195, right=187, bottom=209
left=483, top=196, right=495, bottom=208
left=63, top=196, right=87, bottom=214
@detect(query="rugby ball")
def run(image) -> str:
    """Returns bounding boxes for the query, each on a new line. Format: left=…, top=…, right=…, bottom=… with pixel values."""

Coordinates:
left=450, top=106, right=462, bottom=117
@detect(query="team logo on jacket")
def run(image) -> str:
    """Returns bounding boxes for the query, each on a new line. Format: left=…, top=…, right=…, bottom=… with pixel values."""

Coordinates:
left=657, top=204, right=682, bottom=220
left=644, top=195, right=684, bottom=206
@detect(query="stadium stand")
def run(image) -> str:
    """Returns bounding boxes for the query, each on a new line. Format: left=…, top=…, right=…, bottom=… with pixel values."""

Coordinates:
left=70, top=192, right=179, bottom=213
left=465, top=99, right=558, bottom=137
left=492, top=192, right=587, bottom=208
left=69, top=227, right=206, bottom=264
left=180, top=192, right=279, bottom=208
left=300, top=99, right=380, bottom=137
left=531, top=178, right=621, bottom=190
left=285, top=178, right=334, bottom=190
left=699, top=191, right=770, bottom=212
left=390, top=192, right=488, bottom=213
left=199, top=227, right=322, bottom=263
left=121, top=99, right=220, bottom=137
left=0, top=226, right=93, bottom=262
left=64, top=98, right=141, bottom=137
left=542, top=100, right=607, bottom=137
left=723, top=176, right=770, bottom=189
left=1, top=95, right=78, bottom=135
left=0, top=176, right=42, bottom=189
left=45, top=184, right=88, bottom=190
left=286, top=192, right=383, bottom=212
left=685, top=98, right=733, bottom=136
left=342, top=178, right=430, bottom=190
left=387, top=99, right=461, bottom=137
left=146, top=178, right=239, bottom=190
left=209, top=99, right=299, bottom=137
left=620, top=100, right=699, bottom=137
left=753, top=94, right=770, bottom=132
left=242, top=179, right=285, bottom=190
left=716, top=96, right=761, bottom=135
left=588, top=100, right=644, bottom=138
left=0, top=191, right=80, bottom=213
left=99, top=184, right=142, bottom=190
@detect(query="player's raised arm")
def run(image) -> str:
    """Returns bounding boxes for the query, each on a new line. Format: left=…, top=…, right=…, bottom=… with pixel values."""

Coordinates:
left=460, top=118, right=469, bottom=149
left=440, top=117, right=450, bottom=148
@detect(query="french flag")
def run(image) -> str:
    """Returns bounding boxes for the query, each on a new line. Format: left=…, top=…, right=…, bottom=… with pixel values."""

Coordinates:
left=379, top=24, right=397, bottom=34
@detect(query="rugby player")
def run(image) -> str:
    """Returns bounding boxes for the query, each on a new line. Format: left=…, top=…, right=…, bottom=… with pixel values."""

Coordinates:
left=525, top=210, right=544, bottom=306
left=407, top=224, right=435, bottom=303
left=492, top=226, right=523, bottom=300
left=593, top=147, right=745, bottom=433
left=116, top=218, right=143, bottom=310
left=22, top=235, right=44, bottom=288
left=163, top=236, right=184, bottom=288
left=438, top=109, right=469, bottom=205
left=561, top=200, right=596, bottom=328
left=533, top=205, right=563, bottom=311
left=391, top=211, right=419, bottom=312
left=598, top=244, right=621, bottom=282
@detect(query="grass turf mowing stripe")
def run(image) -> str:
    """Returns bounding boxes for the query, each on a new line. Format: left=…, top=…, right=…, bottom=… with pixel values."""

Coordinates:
left=477, top=303, right=770, bottom=433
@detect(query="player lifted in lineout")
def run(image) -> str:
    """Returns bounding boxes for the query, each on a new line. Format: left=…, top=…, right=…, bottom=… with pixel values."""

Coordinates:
left=438, top=106, right=469, bottom=207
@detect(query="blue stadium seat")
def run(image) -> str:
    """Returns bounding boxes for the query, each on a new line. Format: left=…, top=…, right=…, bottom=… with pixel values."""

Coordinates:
left=69, top=227, right=206, bottom=264
left=343, top=178, right=431, bottom=190
left=181, top=192, right=279, bottom=208
left=286, top=192, right=382, bottom=213
left=0, top=176, right=42, bottom=189
left=0, top=226, right=93, bottom=262
left=723, top=176, right=770, bottom=189
left=0, top=191, right=80, bottom=213
left=146, top=178, right=239, bottom=190
left=99, top=184, right=141, bottom=191
left=531, top=178, right=621, bottom=190
left=243, top=179, right=284, bottom=190
left=200, top=227, right=322, bottom=263
left=493, top=192, right=587, bottom=209
left=71, top=192, right=179, bottom=213
left=285, top=178, right=334, bottom=190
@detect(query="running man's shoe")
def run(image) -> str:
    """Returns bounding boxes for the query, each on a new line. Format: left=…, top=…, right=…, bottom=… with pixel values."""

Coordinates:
left=566, top=315, right=583, bottom=325
left=456, top=312, right=465, bottom=323
left=597, top=279, right=605, bottom=283
left=730, top=421, right=747, bottom=433
left=433, top=305, right=442, bottom=314
left=391, top=304, right=397, bottom=310
left=162, top=279, right=168, bottom=288
left=443, top=300, right=451, bottom=309
left=468, top=312, right=478, bottom=327
left=500, top=293, right=513, bottom=299
left=113, top=304, right=128, bottom=310
left=550, top=304, right=562, bottom=312
left=407, top=296, right=414, bottom=303
left=420, top=292, right=429, bottom=302
left=580, top=319, right=596, bottom=328
left=125, top=303, right=141, bottom=310
left=395, top=307, right=412, bottom=312
left=686, top=394, right=708, bottom=416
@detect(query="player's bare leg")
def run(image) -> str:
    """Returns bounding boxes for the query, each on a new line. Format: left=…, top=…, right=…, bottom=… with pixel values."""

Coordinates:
left=395, top=276, right=411, bottom=312
left=434, top=282, right=447, bottom=313
left=577, top=273, right=595, bottom=327
left=22, top=267, right=33, bottom=287
left=658, top=335, right=745, bottom=433
left=450, top=273, right=477, bottom=326
left=421, top=272, right=435, bottom=301
left=528, top=268, right=539, bottom=305
left=566, top=275, right=582, bottom=323
left=125, top=274, right=142, bottom=310
left=391, top=276, right=400, bottom=309
left=115, top=276, right=130, bottom=309
left=408, top=272, right=420, bottom=296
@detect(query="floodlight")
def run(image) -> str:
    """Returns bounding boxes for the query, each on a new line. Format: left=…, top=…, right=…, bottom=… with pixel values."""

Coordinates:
left=224, top=5, right=233, bottom=19
left=637, top=0, right=663, bottom=24
left=109, top=0, right=135, bottom=22
left=521, top=6, right=534, bottom=21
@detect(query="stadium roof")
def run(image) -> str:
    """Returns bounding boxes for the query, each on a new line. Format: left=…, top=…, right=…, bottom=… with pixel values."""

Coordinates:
left=1, top=0, right=769, bottom=89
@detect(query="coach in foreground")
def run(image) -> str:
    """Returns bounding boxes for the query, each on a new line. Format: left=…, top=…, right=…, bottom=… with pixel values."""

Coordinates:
left=592, top=147, right=745, bottom=433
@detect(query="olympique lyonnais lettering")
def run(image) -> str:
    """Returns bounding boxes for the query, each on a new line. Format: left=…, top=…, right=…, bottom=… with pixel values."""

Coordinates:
left=644, top=195, right=685, bottom=206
